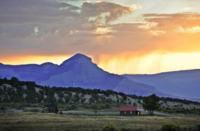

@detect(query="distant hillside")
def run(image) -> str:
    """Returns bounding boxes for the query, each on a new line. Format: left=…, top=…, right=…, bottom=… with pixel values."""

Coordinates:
left=0, top=78, right=200, bottom=114
left=125, top=69, right=200, bottom=101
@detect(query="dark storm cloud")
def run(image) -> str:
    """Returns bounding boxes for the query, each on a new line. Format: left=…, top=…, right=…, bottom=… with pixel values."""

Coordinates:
left=0, top=0, right=135, bottom=56
left=81, top=2, right=133, bottom=25
left=0, top=0, right=79, bottom=24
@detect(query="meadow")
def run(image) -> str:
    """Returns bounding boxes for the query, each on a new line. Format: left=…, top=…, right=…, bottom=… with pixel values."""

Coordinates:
left=0, top=112, right=200, bottom=131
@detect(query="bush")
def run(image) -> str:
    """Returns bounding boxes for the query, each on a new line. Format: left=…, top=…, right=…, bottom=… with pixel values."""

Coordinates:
left=102, top=125, right=119, bottom=131
left=196, top=125, right=200, bottom=131
left=64, top=104, right=77, bottom=110
left=0, top=106, right=6, bottom=113
left=161, top=124, right=180, bottom=131
left=23, top=107, right=41, bottom=112
left=121, top=129, right=134, bottom=131
left=59, top=110, right=63, bottom=114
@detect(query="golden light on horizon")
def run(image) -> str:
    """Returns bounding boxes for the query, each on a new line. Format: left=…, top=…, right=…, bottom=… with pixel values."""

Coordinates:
left=97, top=52, right=200, bottom=74
left=1, top=52, right=200, bottom=74
left=0, top=55, right=71, bottom=65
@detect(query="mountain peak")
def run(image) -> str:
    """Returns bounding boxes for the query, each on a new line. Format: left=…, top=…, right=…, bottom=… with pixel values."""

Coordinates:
left=41, top=62, right=54, bottom=66
left=60, top=53, right=92, bottom=66
left=71, top=53, right=92, bottom=61
left=40, top=62, right=57, bottom=67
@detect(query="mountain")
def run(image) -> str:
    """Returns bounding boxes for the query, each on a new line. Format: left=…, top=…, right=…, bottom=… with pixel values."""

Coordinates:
left=125, top=70, right=200, bottom=101
left=0, top=53, right=159, bottom=96
left=1, top=53, right=199, bottom=100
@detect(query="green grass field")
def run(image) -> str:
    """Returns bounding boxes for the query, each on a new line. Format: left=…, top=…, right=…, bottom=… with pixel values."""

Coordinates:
left=0, top=112, right=200, bottom=131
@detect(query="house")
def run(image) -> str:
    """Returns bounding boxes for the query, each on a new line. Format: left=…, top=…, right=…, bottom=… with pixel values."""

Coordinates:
left=119, top=105, right=140, bottom=116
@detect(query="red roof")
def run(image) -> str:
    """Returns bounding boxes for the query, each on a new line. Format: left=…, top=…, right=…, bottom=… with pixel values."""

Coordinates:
left=119, top=105, right=137, bottom=112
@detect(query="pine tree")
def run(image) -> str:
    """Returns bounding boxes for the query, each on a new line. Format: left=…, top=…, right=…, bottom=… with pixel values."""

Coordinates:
left=143, top=94, right=160, bottom=115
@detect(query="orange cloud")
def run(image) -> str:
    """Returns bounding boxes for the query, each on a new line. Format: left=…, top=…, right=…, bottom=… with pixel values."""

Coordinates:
left=176, top=26, right=200, bottom=33
left=144, top=13, right=200, bottom=27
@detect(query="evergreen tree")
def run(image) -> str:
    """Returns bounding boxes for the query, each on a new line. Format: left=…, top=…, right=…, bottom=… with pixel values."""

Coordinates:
left=143, top=94, right=160, bottom=115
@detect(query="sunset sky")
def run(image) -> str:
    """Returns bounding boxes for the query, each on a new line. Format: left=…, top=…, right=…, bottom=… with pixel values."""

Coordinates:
left=0, top=0, right=200, bottom=74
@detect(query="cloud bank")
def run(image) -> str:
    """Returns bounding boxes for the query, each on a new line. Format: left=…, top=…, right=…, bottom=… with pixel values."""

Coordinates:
left=0, top=0, right=200, bottom=73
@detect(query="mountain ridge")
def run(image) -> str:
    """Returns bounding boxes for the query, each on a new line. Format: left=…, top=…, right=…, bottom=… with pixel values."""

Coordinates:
left=0, top=53, right=159, bottom=96
left=125, top=69, right=200, bottom=101
left=0, top=53, right=199, bottom=101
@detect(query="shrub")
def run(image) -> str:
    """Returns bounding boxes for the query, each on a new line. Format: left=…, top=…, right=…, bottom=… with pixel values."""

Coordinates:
left=59, top=110, right=63, bottom=114
left=196, top=125, right=200, bottom=131
left=24, top=108, right=41, bottom=112
left=0, top=106, right=6, bottom=113
left=102, top=125, right=119, bottom=131
left=121, top=128, right=134, bottom=131
left=161, top=124, right=180, bottom=131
